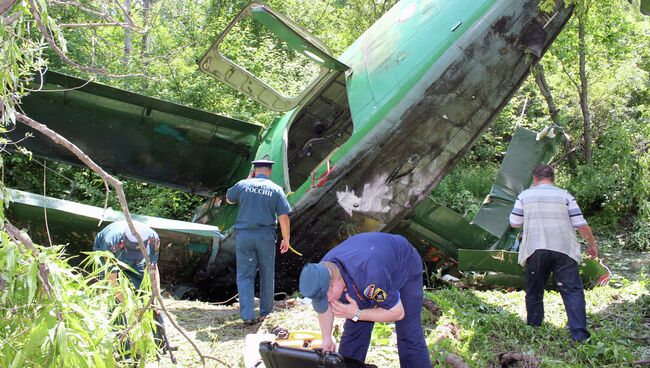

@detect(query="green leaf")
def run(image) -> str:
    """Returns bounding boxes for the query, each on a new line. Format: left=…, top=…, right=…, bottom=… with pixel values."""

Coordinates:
left=22, top=319, right=50, bottom=360
left=55, top=323, right=68, bottom=360
left=92, top=352, right=107, bottom=368
left=9, top=352, right=25, bottom=368
left=27, top=260, right=38, bottom=304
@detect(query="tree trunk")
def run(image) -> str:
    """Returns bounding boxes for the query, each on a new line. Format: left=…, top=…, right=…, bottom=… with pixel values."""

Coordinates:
left=578, top=15, right=593, bottom=164
left=533, top=64, right=577, bottom=169
left=141, top=0, right=152, bottom=63
left=123, top=0, right=132, bottom=67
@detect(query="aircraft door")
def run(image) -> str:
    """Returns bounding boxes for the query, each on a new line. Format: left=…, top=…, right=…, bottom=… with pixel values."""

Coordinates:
left=199, top=2, right=349, bottom=112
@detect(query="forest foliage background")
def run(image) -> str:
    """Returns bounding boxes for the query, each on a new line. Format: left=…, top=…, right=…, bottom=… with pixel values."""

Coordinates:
left=3, top=0, right=649, bottom=250
left=0, top=0, right=648, bottom=366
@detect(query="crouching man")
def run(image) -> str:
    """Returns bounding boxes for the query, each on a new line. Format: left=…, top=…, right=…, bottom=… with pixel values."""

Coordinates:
left=299, top=232, right=431, bottom=368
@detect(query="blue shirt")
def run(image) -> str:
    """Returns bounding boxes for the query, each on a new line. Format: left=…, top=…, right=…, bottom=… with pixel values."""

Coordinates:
left=93, top=220, right=160, bottom=288
left=322, top=232, right=417, bottom=310
left=226, top=174, right=292, bottom=231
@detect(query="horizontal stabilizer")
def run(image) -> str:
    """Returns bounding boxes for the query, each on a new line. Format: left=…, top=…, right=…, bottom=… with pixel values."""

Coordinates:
left=13, top=71, right=262, bottom=195
left=458, top=249, right=610, bottom=289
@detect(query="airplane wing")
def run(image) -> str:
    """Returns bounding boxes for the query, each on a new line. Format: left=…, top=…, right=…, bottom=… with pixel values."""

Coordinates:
left=472, top=126, right=562, bottom=240
left=7, top=188, right=222, bottom=288
left=12, top=71, right=263, bottom=196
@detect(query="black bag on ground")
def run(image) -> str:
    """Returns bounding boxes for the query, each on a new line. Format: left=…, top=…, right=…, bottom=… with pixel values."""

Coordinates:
left=258, top=342, right=372, bottom=368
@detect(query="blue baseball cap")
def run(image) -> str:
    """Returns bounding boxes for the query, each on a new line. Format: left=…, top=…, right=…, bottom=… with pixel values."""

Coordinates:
left=299, top=263, right=330, bottom=313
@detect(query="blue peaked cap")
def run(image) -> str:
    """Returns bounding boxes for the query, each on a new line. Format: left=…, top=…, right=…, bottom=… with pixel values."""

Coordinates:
left=251, top=154, right=275, bottom=166
left=299, top=263, right=330, bottom=313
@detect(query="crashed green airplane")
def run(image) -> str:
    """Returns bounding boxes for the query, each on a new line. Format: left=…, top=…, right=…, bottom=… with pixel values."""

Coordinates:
left=8, top=0, right=608, bottom=299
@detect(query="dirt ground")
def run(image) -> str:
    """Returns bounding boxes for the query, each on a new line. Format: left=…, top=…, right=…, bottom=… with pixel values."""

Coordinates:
left=147, top=297, right=400, bottom=368
left=147, top=245, right=650, bottom=368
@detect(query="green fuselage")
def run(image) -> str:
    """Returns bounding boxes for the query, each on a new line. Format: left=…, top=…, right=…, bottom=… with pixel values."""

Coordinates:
left=202, top=0, right=574, bottom=292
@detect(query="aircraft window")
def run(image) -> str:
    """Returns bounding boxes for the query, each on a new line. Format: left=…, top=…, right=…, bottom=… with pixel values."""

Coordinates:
left=199, top=3, right=348, bottom=112
left=219, top=16, right=321, bottom=99
left=287, top=73, right=353, bottom=188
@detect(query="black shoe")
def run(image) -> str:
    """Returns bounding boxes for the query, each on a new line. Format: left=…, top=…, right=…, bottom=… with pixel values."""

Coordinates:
left=243, top=317, right=262, bottom=326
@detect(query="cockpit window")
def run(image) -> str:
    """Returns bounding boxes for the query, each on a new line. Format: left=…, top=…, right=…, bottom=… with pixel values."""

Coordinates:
left=200, top=2, right=348, bottom=112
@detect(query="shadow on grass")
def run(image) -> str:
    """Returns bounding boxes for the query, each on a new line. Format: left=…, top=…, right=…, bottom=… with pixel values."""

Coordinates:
left=424, top=280, right=649, bottom=367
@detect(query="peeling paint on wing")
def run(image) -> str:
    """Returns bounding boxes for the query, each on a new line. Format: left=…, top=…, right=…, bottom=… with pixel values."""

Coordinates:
left=336, top=174, right=393, bottom=217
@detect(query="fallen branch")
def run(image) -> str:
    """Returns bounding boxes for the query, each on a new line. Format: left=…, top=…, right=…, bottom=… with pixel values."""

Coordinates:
left=445, top=353, right=469, bottom=368
left=423, top=298, right=441, bottom=315
left=15, top=112, right=223, bottom=366
left=119, top=295, right=155, bottom=341
left=4, top=220, right=62, bottom=320
left=423, top=297, right=442, bottom=323
left=625, top=336, right=649, bottom=341
left=0, top=0, right=17, bottom=16
left=498, top=351, right=539, bottom=367
left=599, top=359, right=650, bottom=367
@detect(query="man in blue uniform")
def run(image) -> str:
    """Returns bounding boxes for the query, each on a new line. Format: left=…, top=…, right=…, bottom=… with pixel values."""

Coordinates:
left=93, top=220, right=161, bottom=292
left=226, top=156, right=292, bottom=324
left=299, top=232, right=431, bottom=368
left=94, top=220, right=171, bottom=351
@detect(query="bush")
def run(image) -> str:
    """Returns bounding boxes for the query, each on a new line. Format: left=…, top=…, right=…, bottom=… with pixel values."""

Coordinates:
left=430, top=162, right=499, bottom=219
left=0, top=234, right=159, bottom=367
left=629, top=200, right=650, bottom=251
left=560, top=124, right=648, bottom=233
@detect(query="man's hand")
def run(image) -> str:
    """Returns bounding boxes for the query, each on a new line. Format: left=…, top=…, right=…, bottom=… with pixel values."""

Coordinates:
left=578, top=225, right=598, bottom=259
left=330, top=293, right=359, bottom=320
left=320, top=336, right=336, bottom=352
left=280, top=239, right=289, bottom=254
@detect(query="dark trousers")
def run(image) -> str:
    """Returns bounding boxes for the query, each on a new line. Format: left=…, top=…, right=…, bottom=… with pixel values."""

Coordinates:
left=525, top=249, right=590, bottom=341
left=235, top=229, right=276, bottom=321
left=338, top=252, right=431, bottom=368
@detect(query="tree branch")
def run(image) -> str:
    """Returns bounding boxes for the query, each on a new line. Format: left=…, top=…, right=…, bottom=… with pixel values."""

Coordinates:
left=113, top=0, right=137, bottom=30
left=50, top=0, right=141, bottom=30
left=27, top=0, right=140, bottom=78
left=555, top=54, right=581, bottom=92
left=59, top=22, right=139, bottom=29
left=0, top=0, right=17, bottom=16
left=445, top=353, right=469, bottom=368
left=49, top=0, right=110, bottom=19
left=533, top=63, right=577, bottom=168
left=14, top=111, right=214, bottom=365
left=577, top=14, right=593, bottom=164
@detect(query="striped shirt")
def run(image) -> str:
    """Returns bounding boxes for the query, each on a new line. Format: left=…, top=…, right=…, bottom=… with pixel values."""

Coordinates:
left=509, top=184, right=587, bottom=266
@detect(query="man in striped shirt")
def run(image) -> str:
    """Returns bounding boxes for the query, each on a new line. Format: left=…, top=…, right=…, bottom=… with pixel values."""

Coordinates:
left=509, top=164, right=598, bottom=342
